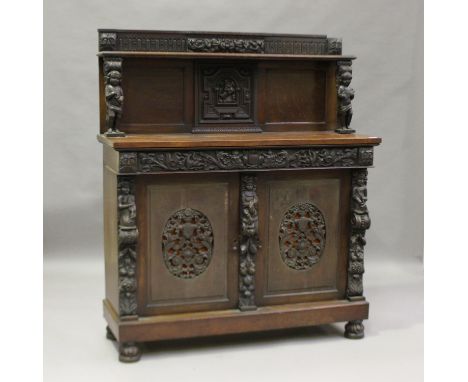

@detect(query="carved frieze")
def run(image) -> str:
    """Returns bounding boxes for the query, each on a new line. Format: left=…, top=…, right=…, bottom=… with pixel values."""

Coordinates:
left=346, top=169, right=370, bottom=300
left=188, top=38, right=264, bottom=53
left=126, top=147, right=373, bottom=174
left=264, top=37, right=327, bottom=54
left=103, top=57, right=125, bottom=137
left=117, top=177, right=138, bottom=316
left=162, top=208, right=214, bottom=279
left=237, top=175, right=260, bottom=311
left=279, top=203, right=326, bottom=271
left=335, top=60, right=356, bottom=134
left=198, top=66, right=254, bottom=124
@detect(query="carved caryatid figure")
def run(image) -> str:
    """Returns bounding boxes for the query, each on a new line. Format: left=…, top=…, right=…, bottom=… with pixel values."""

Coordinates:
left=336, top=61, right=356, bottom=134
left=237, top=175, right=260, bottom=311
left=104, top=58, right=125, bottom=137
left=118, top=181, right=136, bottom=228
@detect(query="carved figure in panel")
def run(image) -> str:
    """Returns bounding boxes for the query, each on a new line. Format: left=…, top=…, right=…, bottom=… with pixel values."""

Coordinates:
left=236, top=175, right=260, bottom=311
left=336, top=60, right=356, bottom=134
left=199, top=66, right=254, bottom=124
left=162, top=208, right=214, bottom=279
left=279, top=202, right=326, bottom=271
left=117, top=178, right=138, bottom=316
left=104, top=58, right=125, bottom=137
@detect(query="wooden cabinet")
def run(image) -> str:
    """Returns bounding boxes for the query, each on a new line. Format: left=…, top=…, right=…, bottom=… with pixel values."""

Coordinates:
left=98, top=29, right=381, bottom=362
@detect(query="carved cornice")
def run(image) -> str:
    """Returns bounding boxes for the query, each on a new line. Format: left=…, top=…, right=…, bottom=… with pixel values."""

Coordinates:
left=117, top=177, right=138, bottom=316
left=346, top=169, right=370, bottom=301
left=118, top=147, right=374, bottom=174
left=237, top=175, right=260, bottom=311
left=98, top=30, right=342, bottom=56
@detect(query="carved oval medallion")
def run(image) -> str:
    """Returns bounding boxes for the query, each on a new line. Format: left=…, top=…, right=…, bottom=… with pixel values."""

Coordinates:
left=279, top=202, right=326, bottom=270
left=162, top=208, right=214, bottom=279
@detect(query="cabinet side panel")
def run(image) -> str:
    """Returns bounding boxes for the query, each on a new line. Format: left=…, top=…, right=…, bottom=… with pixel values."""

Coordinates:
left=103, top=167, right=119, bottom=311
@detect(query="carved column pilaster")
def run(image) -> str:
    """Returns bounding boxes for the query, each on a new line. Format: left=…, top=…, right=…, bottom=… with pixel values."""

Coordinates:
left=346, top=169, right=370, bottom=301
left=103, top=57, right=125, bottom=137
left=335, top=60, right=356, bottom=134
left=117, top=176, right=138, bottom=317
left=237, top=175, right=260, bottom=311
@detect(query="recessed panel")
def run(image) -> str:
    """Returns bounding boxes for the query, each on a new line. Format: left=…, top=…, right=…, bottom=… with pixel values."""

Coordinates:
left=264, top=68, right=326, bottom=123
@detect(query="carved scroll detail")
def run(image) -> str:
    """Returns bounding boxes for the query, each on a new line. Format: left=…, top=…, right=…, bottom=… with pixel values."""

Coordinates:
left=103, top=57, right=125, bottom=137
left=336, top=60, right=356, bottom=134
left=162, top=208, right=214, bottom=279
left=117, top=177, right=138, bottom=316
left=237, top=175, right=260, bottom=311
left=279, top=202, right=326, bottom=271
left=347, top=169, right=370, bottom=300
left=133, top=147, right=373, bottom=174
left=188, top=38, right=264, bottom=53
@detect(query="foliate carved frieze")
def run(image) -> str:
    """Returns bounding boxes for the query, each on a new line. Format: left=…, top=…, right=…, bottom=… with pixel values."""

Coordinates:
left=237, top=175, right=260, bottom=311
left=188, top=38, right=264, bottom=53
left=162, top=208, right=214, bottom=279
left=120, top=147, right=373, bottom=174
left=279, top=203, right=326, bottom=271
left=199, top=66, right=254, bottom=123
left=347, top=169, right=370, bottom=300
left=117, top=177, right=138, bottom=316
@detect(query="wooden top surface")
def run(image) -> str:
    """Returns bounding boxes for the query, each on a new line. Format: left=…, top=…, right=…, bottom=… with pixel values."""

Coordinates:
left=97, top=131, right=381, bottom=150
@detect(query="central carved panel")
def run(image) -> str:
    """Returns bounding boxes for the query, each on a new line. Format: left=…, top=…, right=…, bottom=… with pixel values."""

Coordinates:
left=198, top=65, right=254, bottom=124
left=162, top=208, right=214, bottom=279
left=279, top=202, right=327, bottom=270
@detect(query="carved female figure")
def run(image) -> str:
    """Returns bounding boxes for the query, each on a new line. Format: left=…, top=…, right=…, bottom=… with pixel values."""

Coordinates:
left=118, top=181, right=136, bottom=228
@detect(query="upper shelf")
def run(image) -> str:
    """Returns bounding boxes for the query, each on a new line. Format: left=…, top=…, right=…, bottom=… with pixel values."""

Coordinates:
left=97, top=131, right=381, bottom=150
left=97, top=29, right=352, bottom=59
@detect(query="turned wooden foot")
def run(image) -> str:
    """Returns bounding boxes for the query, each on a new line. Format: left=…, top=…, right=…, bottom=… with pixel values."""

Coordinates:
left=344, top=320, right=365, bottom=339
left=106, top=326, right=116, bottom=341
left=119, top=342, right=141, bottom=363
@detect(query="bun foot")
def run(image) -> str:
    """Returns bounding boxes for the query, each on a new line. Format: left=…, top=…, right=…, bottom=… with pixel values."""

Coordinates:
left=344, top=320, right=365, bottom=339
left=106, top=326, right=116, bottom=341
left=119, top=342, right=141, bottom=363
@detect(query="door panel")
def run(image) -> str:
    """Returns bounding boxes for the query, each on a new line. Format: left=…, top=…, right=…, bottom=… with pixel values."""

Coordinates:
left=256, top=170, right=350, bottom=306
left=137, top=173, right=239, bottom=315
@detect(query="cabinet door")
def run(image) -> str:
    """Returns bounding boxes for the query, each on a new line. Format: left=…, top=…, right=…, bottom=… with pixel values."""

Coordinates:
left=136, top=173, right=239, bottom=315
left=256, top=170, right=350, bottom=306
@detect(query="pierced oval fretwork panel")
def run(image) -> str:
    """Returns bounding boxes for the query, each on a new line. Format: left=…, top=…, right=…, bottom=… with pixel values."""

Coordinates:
left=279, top=202, right=326, bottom=271
left=162, top=208, right=214, bottom=279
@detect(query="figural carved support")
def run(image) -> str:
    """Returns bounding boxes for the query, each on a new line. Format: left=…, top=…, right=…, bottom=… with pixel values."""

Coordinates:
left=237, top=175, right=260, bottom=311
left=117, top=177, right=138, bottom=317
left=104, top=57, right=125, bottom=137
left=347, top=169, right=370, bottom=301
left=335, top=60, right=356, bottom=134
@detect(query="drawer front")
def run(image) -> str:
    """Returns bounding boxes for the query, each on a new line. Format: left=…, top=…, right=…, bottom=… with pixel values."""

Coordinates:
left=136, top=173, right=239, bottom=315
left=256, top=170, right=350, bottom=305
